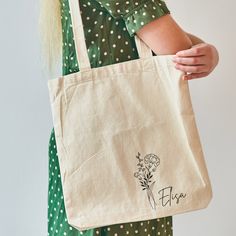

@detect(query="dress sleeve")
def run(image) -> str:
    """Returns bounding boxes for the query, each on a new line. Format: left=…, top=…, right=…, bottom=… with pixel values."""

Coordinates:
left=95, top=0, right=170, bottom=37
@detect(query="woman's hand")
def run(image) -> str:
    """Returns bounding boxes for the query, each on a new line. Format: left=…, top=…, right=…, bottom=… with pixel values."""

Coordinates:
left=172, top=43, right=219, bottom=80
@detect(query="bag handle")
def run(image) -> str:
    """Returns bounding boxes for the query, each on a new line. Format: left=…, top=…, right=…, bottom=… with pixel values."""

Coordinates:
left=68, top=0, right=153, bottom=72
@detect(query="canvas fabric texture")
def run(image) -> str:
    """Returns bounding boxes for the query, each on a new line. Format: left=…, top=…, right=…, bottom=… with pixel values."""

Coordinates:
left=47, top=0, right=213, bottom=231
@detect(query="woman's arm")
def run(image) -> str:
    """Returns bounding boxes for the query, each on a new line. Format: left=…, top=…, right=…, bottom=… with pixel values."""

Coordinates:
left=136, top=14, right=193, bottom=55
left=136, top=15, right=219, bottom=80
left=185, top=32, right=204, bottom=45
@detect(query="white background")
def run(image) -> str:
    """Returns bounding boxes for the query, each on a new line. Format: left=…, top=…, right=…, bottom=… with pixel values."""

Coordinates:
left=0, top=0, right=235, bottom=235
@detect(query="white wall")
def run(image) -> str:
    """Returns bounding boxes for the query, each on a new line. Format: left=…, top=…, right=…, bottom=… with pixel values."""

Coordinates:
left=0, top=1, right=50, bottom=235
left=0, top=0, right=235, bottom=235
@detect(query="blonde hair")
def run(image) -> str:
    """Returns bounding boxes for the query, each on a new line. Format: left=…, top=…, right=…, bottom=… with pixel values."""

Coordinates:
left=38, top=0, right=62, bottom=76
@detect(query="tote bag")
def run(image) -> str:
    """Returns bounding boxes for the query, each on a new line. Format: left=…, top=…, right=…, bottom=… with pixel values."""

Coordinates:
left=47, top=0, right=213, bottom=231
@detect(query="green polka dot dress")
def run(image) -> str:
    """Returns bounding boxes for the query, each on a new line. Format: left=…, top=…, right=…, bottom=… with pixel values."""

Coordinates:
left=48, top=0, right=173, bottom=235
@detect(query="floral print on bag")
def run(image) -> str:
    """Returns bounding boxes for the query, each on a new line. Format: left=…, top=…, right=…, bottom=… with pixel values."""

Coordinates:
left=134, top=152, right=160, bottom=210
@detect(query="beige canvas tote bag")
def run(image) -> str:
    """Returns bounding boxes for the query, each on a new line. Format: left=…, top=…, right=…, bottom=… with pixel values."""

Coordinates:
left=47, top=0, right=213, bottom=231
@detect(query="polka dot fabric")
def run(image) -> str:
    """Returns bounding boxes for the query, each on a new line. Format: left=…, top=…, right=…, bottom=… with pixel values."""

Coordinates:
left=48, top=0, right=173, bottom=235
left=96, top=0, right=170, bottom=37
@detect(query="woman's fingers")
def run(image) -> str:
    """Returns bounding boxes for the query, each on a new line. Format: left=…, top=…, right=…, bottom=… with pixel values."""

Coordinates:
left=182, top=72, right=210, bottom=80
left=172, top=55, right=207, bottom=65
left=174, top=63, right=208, bottom=73
left=175, top=43, right=206, bottom=57
left=171, top=43, right=219, bottom=80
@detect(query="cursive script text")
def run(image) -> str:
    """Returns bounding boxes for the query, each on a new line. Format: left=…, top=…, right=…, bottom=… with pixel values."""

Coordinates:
left=158, top=186, right=187, bottom=207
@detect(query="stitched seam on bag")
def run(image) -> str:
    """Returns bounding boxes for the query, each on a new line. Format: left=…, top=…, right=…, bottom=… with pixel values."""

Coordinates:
left=69, top=147, right=106, bottom=178
left=78, top=207, right=160, bottom=222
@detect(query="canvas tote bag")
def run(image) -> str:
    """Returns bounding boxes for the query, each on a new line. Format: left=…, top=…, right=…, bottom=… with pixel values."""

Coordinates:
left=47, top=0, right=213, bottom=231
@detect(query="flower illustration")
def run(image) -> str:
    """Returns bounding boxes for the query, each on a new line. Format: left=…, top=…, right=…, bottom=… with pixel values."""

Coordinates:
left=134, top=172, right=140, bottom=178
left=147, top=154, right=160, bottom=167
left=153, top=167, right=157, bottom=172
left=134, top=152, right=160, bottom=210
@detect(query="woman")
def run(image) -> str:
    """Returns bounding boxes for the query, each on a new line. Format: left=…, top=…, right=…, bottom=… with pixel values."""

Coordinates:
left=39, top=0, right=219, bottom=235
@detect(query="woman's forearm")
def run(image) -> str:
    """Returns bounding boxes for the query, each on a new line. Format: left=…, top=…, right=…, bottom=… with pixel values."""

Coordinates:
left=185, top=32, right=205, bottom=45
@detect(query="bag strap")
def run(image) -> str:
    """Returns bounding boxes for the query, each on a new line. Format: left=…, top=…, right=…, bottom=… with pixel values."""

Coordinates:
left=68, top=0, right=153, bottom=72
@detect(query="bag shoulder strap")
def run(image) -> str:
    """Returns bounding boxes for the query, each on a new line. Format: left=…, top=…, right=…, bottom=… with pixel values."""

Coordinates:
left=68, top=0, right=153, bottom=72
